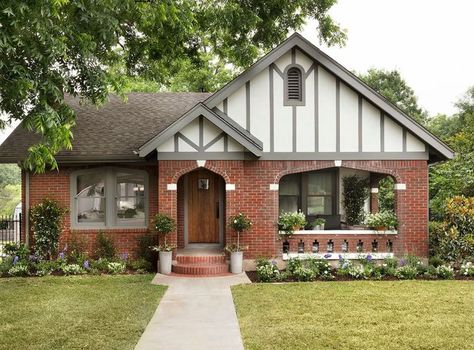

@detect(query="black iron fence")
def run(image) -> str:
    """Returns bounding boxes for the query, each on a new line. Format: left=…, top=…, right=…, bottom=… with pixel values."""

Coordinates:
left=0, top=214, right=22, bottom=247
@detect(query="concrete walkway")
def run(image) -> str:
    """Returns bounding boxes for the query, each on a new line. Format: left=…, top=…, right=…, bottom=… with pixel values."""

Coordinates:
left=135, top=273, right=251, bottom=350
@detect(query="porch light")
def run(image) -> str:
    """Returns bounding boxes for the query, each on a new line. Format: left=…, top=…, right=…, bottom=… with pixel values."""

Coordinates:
left=372, top=239, right=378, bottom=253
left=342, top=240, right=349, bottom=253
left=283, top=240, right=290, bottom=254
left=298, top=240, right=305, bottom=254
left=327, top=240, right=334, bottom=253
left=387, top=240, right=393, bottom=253
left=357, top=240, right=364, bottom=253
left=312, top=240, right=319, bottom=253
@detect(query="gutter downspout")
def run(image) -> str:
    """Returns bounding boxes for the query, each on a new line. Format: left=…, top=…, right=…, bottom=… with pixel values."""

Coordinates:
left=25, top=171, right=30, bottom=247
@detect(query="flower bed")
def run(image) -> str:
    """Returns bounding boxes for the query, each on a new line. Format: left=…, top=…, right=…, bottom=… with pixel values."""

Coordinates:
left=250, top=255, right=474, bottom=283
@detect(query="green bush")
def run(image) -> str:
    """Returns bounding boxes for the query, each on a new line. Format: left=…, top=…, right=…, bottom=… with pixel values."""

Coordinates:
left=395, top=265, right=418, bottom=280
left=34, top=260, right=59, bottom=276
left=95, top=231, right=116, bottom=259
left=8, top=263, right=29, bottom=277
left=460, top=262, right=474, bottom=276
left=430, top=196, right=474, bottom=262
left=128, top=258, right=152, bottom=272
left=136, top=233, right=158, bottom=271
left=434, top=265, right=455, bottom=279
left=428, top=255, right=445, bottom=268
left=255, top=259, right=280, bottom=282
left=378, top=176, right=395, bottom=212
left=107, top=261, right=126, bottom=275
left=30, top=199, right=66, bottom=260
left=0, top=256, right=14, bottom=276
left=292, top=266, right=315, bottom=281
left=68, top=232, right=89, bottom=264
left=62, top=264, right=85, bottom=275
left=90, top=258, right=111, bottom=273
left=3, top=242, right=30, bottom=260
left=342, top=175, right=369, bottom=225
left=286, top=257, right=333, bottom=281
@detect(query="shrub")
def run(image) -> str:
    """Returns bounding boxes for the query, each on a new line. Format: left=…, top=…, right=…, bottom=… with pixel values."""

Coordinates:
left=307, top=259, right=333, bottom=279
left=129, top=258, right=152, bottom=272
left=95, top=231, right=116, bottom=259
left=3, top=242, right=30, bottom=260
left=228, top=213, right=253, bottom=251
left=0, top=257, right=14, bottom=276
left=460, top=262, right=474, bottom=276
left=256, top=260, right=280, bottom=282
left=292, top=266, right=315, bottom=281
left=430, top=196, right=474, bottom=262
left=348, top=264, right=374, bottom=280
left=379, top=257, right=398, bottom=276
left=34, top=260, right=60, bottom=276
left=30, top=199, right=66, bottom=260
left=136, top=233, right=158, bottom=271
left=8, top=263, right=29, bottom=277
left=395, top=265, right=418, bottom=279
left=378, top=176, right=395, bottom=212
left=428, top=255, right=445, bottom=268
left=342, top=175, right=369, bottom=226
left=62, top=264, right=85, bottom=275
left=107, top=261, right=126, bottom=274
left=434, top=265, right=455, bottom=279
left=90, top=258, right=111, bottom=272
left=153, top=214, right=176, bottom=251
left=68, top=232, right=89, bottom=264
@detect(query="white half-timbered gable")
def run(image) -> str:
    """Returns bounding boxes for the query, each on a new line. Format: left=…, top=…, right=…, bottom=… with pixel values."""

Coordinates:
left=139, top=33, right=452, bottom=162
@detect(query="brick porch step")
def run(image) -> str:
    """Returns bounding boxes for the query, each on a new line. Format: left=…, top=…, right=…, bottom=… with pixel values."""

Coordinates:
left=172, top=262, right=229, bottom=275
left=176, top=255, right=226, bottom=264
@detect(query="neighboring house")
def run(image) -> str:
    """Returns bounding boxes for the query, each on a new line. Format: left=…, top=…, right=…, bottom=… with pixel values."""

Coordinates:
left=0, top=33, right=453, bottom=272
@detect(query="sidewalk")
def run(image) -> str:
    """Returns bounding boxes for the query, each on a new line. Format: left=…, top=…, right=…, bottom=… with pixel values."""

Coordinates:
left=135, top=273, right=251, bottom=350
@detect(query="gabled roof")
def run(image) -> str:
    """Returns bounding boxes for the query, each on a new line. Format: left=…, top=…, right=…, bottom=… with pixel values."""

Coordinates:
left=138, top=103, right=263, bottom=157
left=203, top=33, right=454, bottom=161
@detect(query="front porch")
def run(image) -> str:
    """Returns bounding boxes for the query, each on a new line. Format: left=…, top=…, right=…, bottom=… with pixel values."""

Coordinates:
left=157, top=159, right=429, bottom=264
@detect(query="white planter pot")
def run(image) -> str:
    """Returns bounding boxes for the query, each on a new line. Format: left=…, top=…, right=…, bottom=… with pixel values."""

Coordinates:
left=159, top=251, right=172, bottom=275
left=230, top=251, right=243, bottom=274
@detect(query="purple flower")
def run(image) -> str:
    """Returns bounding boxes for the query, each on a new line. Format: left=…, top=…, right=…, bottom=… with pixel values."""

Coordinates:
left=338, top=254, right=343, bottom=261
left=400, top=258, right=406, bottom=267
left=83, top=260, right=90, bottom=269
left=271, top=260, right=277, bottom=266
left=120, top=252, right=129, bottom=261
left=366, top=254, right=373, bottom=262
left=59, top=252, right=65, bottom=260
left=13, top=256, right=19, bottom=265
left=324, top=254, right=332, bottom=259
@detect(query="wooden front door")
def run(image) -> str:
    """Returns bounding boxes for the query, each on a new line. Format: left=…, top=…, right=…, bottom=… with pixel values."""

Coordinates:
left=187, top=169, right=222, bottom=243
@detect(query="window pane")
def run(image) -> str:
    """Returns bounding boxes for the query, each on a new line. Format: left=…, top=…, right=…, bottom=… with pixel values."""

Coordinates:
left=116, top=172, right=145, bottom=225
left=76, top=173, right=105, bottom=223
left=280, top=174, right=300, bottom=195
left=279, top=196, right=299, bottom=213
left=77, top=197, right=105, bottom=223
left=308, top=172, right=333, bottom=195
left=307, top=196, right=332, bottom=215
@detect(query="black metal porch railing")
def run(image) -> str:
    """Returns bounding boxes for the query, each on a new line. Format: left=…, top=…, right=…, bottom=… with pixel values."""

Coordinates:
left=0, top=214, right=22, bottom=248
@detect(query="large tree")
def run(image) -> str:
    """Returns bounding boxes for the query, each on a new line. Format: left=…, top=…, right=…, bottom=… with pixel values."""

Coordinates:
left=0, top=0, right=346, bottom=172
left=358, top=68, right=427, bottom=125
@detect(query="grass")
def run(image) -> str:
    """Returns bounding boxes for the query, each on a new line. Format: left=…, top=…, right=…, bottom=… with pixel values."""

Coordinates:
left=232, top=281, right=474, bottom=350
left=0, top=274, right=166, bottom=350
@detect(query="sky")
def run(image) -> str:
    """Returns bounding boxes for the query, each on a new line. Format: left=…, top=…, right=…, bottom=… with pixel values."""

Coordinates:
left=1, top=0, right=473, bottom=144
left=302, top=0, right=474, bottom=116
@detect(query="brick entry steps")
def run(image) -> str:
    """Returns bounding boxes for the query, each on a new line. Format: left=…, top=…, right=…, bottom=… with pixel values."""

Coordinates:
left=172, top=254, right=230, bottom=276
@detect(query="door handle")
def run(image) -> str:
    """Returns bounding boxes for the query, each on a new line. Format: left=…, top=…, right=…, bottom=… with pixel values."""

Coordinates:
left=216, top=202, right=219, bottom=219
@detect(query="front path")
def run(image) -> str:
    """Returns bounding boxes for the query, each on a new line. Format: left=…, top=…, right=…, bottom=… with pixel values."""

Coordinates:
left=135, top=273, right=251, bottom=350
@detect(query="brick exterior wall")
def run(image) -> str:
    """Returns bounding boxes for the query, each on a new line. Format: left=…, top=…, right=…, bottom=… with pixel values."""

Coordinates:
left=22, top=164, right=158, bottom=258
left=157, top=159, right=429, bottom=259
left=22, top=159, right=429, bottom=259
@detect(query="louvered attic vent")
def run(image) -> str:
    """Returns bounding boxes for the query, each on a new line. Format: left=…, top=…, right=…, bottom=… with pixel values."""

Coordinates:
left=287, top=67, right=302, bottom=101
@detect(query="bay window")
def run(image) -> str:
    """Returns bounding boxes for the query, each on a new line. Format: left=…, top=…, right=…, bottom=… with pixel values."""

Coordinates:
left=71, top=168, right=148, bottom=228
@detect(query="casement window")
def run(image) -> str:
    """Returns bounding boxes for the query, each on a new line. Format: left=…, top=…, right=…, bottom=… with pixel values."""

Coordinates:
left=71, top=168, right=148, bottom=228
left=284, top=65, right=305, bottom=106
left=279, top=170, right=337, bottom=219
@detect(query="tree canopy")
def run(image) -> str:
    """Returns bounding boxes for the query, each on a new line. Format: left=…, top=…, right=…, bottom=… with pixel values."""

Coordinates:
left=358, top=68, right=427, bottom=125
left=0, top=0, right=346, bottom=173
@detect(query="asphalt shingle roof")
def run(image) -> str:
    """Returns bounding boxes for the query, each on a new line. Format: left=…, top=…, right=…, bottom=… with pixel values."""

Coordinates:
left=0, top=92, right=211, bottom=162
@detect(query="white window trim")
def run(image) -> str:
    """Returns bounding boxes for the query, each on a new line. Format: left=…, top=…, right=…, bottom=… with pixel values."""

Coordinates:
left=70, top=167, right=149, bottom=229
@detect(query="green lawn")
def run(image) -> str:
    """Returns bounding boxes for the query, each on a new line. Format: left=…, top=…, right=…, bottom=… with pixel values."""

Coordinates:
left=0, top=275, right=166, bottom=350
left=232, top=281, right=474, bottom=350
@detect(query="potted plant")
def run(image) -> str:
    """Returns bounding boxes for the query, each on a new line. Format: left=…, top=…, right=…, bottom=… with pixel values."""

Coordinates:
left=150, top=213, right=176, bottom=274
left=225, top=213, right=252, bottom=273
left=342, top=175, right=369, bottom=229
left=311, top=218, right=326, bottom=230
left=278, top=211, right=307, bottom=236
left=365, top=211, right=398, bottom=231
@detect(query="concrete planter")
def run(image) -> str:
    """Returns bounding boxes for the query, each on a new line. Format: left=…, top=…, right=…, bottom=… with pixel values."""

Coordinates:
left=159, top=251, right=172, bottom=275
left=230, top=251, right=243, bottom=274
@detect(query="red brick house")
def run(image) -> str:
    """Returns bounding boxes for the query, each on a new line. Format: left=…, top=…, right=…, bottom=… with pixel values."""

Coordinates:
left=0, top=33, right=453, bottom=272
